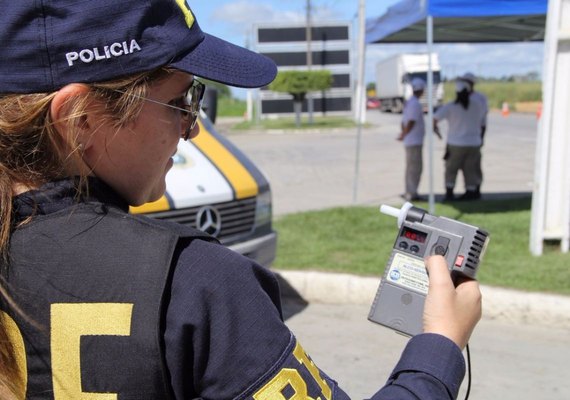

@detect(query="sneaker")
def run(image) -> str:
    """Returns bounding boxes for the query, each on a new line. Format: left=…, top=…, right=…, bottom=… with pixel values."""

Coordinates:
left=443, top=188, right=455, bottom=201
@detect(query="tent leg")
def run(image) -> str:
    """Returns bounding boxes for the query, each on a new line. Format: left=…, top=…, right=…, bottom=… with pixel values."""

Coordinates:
left=427, top=16, right=435, bottom=214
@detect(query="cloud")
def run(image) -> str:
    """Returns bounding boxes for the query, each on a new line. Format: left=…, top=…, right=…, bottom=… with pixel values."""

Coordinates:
left=213, top=1, right=300, bottom=30
left=311, top=5, right=345, bottom=21
left=364, top=42, right=544, bottom=84
left=436, top=42, right=544, bottom=78
left=212, top=1, right=346, bottom=34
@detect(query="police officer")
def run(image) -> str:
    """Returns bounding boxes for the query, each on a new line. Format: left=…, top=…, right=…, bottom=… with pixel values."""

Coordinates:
left=398, top=78, right=442, bottom=201
left=0, top=1, right=482, bottom=398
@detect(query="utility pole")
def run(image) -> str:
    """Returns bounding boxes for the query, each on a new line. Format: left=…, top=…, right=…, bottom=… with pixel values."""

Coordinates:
left=245, top=28, right=253, bottom=122
left=306, top=0, right=314, bottom=124
left=352, top=0, right=366, bottom=203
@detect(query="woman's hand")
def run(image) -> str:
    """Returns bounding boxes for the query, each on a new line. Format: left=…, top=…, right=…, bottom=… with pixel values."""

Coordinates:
left=423, top=255, right=482, bottom=349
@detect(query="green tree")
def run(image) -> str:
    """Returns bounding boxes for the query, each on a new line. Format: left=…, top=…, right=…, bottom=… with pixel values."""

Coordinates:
left=269, top=70, right=333, bottom=127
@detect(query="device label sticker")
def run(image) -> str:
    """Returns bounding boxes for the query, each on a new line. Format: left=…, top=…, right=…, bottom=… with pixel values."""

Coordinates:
left=387, top=253, right=429, bottom=295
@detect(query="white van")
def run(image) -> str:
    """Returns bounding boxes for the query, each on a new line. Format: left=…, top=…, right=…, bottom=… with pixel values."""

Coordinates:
left=130, top=114, right=277, bottom=267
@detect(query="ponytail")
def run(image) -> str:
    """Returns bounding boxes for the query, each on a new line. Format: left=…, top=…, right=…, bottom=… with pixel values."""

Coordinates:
left=454, top=89, right=470, bottom=110
left=0, top=171, right=12, bottom=266
left=0, top=289, right=21, bottom=399
left=1, top=274, right=33, bottom=399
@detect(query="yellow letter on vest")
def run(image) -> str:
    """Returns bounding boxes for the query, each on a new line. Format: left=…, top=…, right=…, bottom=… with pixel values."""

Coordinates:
left=293, top=342, right=332, bottom=400
left=51, top=303, right=133, bottom=400
left=253, top=368, right=315, bottom=400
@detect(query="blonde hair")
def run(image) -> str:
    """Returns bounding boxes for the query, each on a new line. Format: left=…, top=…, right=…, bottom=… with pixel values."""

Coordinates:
left=0, top=291, right=20, bottom=399
left=0, top=67, right=172, bottom=396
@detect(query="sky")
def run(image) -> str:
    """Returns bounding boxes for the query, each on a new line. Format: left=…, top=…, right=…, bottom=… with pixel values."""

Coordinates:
left=191, top=0, right=544, bottom=94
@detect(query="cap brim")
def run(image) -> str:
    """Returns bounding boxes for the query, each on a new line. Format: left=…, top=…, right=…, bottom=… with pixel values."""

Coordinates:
left=171, top=33, right=277, bottom=89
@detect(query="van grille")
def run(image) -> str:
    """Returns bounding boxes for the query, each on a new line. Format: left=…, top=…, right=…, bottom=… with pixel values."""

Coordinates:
left=144, top=197, right=256, bottom=244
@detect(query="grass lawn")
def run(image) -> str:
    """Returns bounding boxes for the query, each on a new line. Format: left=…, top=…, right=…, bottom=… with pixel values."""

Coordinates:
left=217, top=96, right=247, bottom=117
left=232, top=116, right=359, bottom=131
left=273, top=197, right=570, bottom=296
left=443, top=81, right=541, bottom=110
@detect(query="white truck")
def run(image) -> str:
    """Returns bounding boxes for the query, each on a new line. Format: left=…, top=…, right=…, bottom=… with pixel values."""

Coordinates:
left=375, top=53, right=444, bottom=113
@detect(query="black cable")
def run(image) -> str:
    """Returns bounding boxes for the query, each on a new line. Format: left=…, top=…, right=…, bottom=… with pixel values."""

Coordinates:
left=464, top=343, right=471, bottom=400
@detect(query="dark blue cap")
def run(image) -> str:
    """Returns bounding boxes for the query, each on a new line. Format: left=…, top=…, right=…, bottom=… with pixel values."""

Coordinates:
left=0, top=0, right=277, bottom=93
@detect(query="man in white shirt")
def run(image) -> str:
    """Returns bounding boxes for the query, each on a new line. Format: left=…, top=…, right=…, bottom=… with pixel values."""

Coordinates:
left=434, top=79, right=485, bottom=201
left=460, top=72, right=488, bottom=197
left=398, top=78, right=440, bottom=201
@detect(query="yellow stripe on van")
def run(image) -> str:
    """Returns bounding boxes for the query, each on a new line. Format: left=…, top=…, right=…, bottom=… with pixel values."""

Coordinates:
left=130, top=195, right=170, bottom=214
left=192, top=121, right=258, bottom=199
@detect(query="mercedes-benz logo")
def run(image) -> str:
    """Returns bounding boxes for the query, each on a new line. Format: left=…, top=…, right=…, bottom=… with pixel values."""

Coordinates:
left=196, top=206, right=222, bottom=237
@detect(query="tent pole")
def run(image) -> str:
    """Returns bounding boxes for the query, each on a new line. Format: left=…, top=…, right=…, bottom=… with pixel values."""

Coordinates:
left=427, top=15, right=435, bottom=214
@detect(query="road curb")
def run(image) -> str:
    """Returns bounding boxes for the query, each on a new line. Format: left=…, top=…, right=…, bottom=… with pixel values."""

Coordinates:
left=275, top=269, right=570, bottom=328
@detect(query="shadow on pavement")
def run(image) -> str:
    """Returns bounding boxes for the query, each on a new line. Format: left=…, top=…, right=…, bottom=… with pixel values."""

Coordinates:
left=416, top=191, right=532, bottom=214
left=274, top=273, right=309, bottom=321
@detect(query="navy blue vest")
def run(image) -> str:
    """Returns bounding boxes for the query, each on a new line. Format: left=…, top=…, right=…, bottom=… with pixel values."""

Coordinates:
left=4, top=179, right=216, bottom=399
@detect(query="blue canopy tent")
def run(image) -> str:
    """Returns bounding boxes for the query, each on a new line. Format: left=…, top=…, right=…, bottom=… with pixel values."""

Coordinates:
left=366, top=0, right=547, bottom=44
left=360, top=0, right=547, bottom=212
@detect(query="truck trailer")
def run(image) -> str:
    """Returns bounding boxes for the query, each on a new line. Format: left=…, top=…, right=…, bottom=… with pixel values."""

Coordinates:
left=376, top=53, right=444, bottom=113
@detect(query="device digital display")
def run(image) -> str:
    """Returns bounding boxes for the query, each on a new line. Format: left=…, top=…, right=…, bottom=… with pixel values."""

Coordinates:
left=401, top=227, right=427, bottom=243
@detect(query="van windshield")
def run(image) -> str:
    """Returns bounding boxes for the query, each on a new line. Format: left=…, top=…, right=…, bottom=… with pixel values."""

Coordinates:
left=404, top=71, right=442, bottom=84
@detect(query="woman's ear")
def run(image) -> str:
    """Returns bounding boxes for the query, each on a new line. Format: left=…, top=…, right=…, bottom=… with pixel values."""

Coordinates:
left=50, top=83, right=92, bottom=148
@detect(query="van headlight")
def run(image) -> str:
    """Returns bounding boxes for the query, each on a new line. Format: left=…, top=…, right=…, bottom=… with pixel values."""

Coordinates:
left=254, top=189, right=272, bottom=228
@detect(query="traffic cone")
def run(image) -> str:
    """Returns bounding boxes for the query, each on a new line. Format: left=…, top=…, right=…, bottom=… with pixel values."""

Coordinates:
left=501, top=102, right=510, bottom=117
left=536, top=103, right=542, bottom=120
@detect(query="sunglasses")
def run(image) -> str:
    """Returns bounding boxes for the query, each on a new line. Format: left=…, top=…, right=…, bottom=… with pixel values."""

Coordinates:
left=114, top=79, right=205, bottom=141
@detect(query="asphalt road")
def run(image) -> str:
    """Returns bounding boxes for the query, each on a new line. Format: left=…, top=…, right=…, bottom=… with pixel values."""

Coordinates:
left=225, top=110, right=537, bottom=216
left=218, top=112, right=569, bottom=399
left=282, top=301, right=570, bottom=400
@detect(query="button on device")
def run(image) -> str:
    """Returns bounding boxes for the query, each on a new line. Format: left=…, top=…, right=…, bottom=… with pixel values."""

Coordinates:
left=434, top=245, right=446, bottom=255
left=398, top=241, right=408, bottom=250
left=410, top=245, right=420, bottom=253
left=431, top=236, right=450, bottom=256
left=455, top=255, right=465, bottom=267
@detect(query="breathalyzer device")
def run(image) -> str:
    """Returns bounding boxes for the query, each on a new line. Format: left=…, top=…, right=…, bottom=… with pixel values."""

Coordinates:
left=368, top=202, right=490, bottom=337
